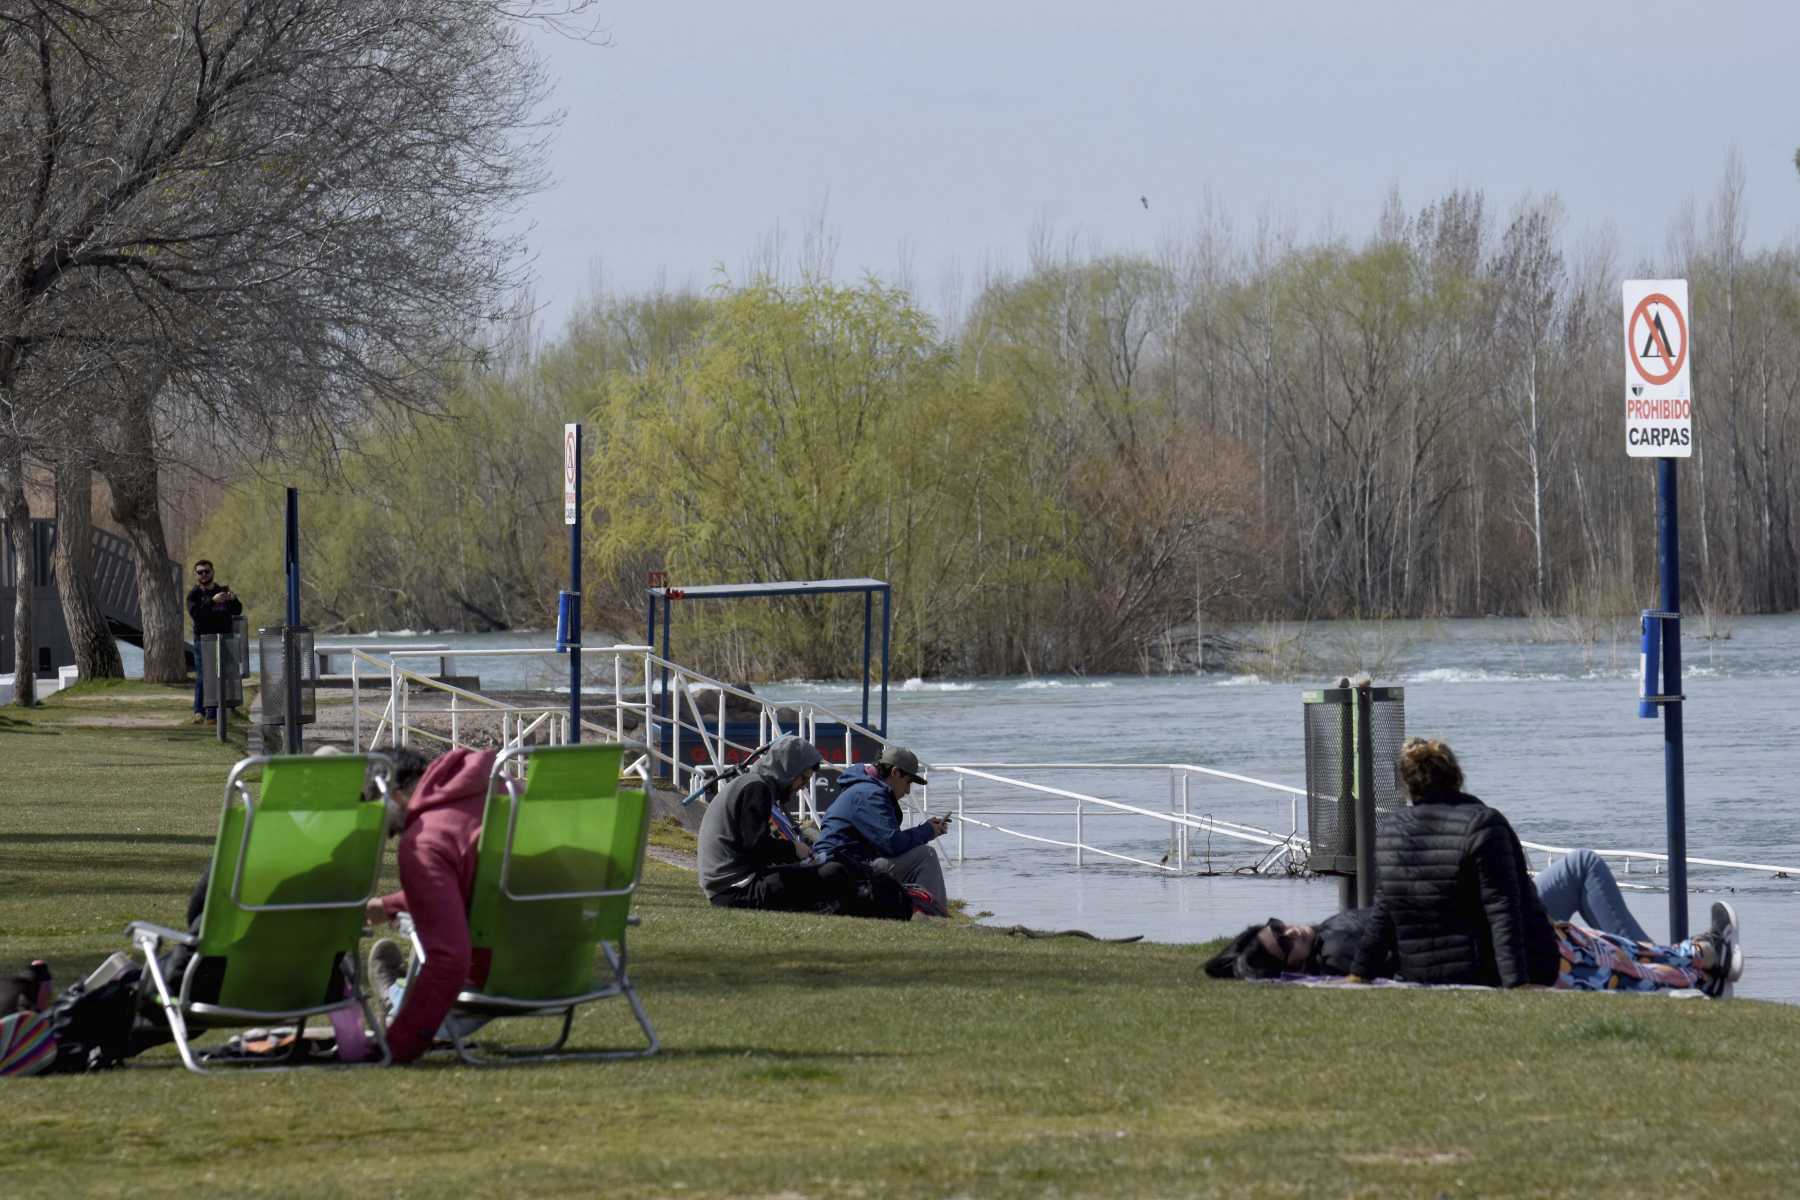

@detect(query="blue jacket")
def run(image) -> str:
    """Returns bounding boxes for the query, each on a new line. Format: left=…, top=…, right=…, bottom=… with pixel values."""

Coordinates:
left=812, top=764, right=936, bottom=864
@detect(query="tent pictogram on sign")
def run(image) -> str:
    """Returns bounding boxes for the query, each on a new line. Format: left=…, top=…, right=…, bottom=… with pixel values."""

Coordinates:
left=1627, top=293, right=1687, bottom=390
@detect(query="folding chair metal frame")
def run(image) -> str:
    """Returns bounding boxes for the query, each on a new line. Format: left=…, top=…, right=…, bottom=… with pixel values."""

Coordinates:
left=128, top=753, right=396, bottom=1075
left=398, top=742, right=659, bottom=1065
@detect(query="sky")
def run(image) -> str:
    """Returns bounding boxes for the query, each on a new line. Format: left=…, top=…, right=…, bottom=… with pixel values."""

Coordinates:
left=515, top=0, right=1799, bottom=334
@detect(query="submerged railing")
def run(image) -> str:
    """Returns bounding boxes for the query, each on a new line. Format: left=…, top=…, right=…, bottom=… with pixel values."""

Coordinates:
left=931, top=763, right=1307, bottom=875
left=322, top=644, right=1800, bottom=887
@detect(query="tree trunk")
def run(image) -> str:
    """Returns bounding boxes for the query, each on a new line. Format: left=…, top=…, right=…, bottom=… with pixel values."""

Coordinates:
left=51, top=459, right=125, bottom=680
left=3, top=455, right=35, bottom=704
left=98, top=422, right=186, bottom=683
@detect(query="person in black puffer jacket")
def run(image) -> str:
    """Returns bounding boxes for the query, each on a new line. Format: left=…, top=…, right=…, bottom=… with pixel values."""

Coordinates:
left=1204, top=740, right=1742, bottom=996
left=1347, top=737, right=1559, bottom=987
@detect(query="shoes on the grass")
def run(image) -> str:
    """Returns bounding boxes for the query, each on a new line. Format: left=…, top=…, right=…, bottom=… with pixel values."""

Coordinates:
left=368, top=938, right=406, bottom=999
left=1699, top=901, right=1743, bottom=999
left=189, top=713, right=207, bottom=724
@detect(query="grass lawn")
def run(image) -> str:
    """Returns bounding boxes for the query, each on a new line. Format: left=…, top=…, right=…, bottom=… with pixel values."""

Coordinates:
left=5, top=682, right=1800, bottom=1198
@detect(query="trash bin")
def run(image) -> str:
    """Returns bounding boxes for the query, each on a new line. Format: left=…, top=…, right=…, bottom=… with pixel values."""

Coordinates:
left=1302, top=680, right=1405, bottom=908
left=200, top=626, right=248, bottom=712
left=258, top=625, right=317, bottom=731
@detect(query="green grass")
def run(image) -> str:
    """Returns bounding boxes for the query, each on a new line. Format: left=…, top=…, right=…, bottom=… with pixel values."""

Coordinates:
left=6, top=691, right=1800, bottom=1198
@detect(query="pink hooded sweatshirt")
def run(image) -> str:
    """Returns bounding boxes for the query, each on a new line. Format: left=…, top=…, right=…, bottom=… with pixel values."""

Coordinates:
left=375, top=747, right=494, bottom=1063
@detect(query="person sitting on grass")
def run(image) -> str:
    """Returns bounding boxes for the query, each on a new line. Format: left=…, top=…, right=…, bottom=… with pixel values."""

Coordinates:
left=697, top=735, right=895, bottom=916
left=1212, top=737, right=1741, bottom=997
left=1206, top=845, right=1662, bottom=981
left=811, top=744, right=952, bottom=916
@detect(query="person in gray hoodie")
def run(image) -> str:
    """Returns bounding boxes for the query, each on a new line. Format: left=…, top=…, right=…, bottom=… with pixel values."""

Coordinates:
left=698, top=736, right=854, bottom=912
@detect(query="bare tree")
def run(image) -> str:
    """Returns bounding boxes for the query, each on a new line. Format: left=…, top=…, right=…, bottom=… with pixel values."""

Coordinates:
left=0, top=0, right=591, bottom=696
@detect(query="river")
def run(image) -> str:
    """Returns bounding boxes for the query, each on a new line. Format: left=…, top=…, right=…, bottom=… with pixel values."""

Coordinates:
left=120, top=613, right=1800, bottom=1001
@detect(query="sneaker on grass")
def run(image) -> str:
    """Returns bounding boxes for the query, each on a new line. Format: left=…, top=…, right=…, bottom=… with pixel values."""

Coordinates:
left=368, top=938, right=407, bottom=1009
left=1699, top=901, right=1742, bottom=999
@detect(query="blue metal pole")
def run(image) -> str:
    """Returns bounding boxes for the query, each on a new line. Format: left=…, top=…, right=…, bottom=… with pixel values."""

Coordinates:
left=284, top=487, right=302, bottom=753
left=1658, top=457, right=1687, bottom=941
left=861, top=590, right=872, bottom=729
left=879, top=586, right=891, bottom=736
left=569, top=425, right=582, bottom=744
left=284, top=487, right=300, bottom=626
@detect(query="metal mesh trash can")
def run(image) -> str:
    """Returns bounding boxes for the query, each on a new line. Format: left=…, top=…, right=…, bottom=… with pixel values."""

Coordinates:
left=200, top=620, right=250, bottom=711
left=1302, top=682, right=1405, bottom=906
left=258, top=625, right=317, bottom=728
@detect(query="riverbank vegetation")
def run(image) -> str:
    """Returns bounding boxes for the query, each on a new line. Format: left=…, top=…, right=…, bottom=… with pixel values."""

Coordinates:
left=200, top=155, right=1800, bottom=678
left=9, top=697, right=1799, bottom=1198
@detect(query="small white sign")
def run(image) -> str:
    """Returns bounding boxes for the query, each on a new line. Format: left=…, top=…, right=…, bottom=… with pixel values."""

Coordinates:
left=563, top=423, right=579, bottom=524
left=1622, top=279, right=1691, bottom=458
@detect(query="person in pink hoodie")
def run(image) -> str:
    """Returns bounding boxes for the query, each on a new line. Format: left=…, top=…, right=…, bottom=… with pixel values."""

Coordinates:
left=364, top=746, right=495, bottom=1063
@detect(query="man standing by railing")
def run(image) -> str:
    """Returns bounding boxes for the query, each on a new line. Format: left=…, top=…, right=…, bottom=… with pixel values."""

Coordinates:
left=814, top=744, right=952, bottom=916
left=185, top=559, right=242, bottom=723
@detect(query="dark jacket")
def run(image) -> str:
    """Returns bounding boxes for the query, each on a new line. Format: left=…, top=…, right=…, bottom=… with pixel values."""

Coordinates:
left=812, top=764, right=936, bottom=865
left=186, top=582, right=243, bottom=636
left=1349, top=790, right=1560, bottom=987
left=697, top=737, right=823, bottom=899
left=1309, top=907, right=1394, bottom=977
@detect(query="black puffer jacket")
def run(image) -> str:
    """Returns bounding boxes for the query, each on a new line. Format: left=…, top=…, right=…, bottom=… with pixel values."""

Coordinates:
left=1348, top=790, right=1560, bottom=987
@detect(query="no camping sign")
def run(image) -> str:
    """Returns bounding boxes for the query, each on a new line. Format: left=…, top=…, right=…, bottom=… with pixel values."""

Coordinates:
left=1622, top=280, right=1691, bottom=458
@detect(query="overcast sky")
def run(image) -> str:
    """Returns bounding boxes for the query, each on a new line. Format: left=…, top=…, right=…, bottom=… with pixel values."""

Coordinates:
left=517, top=0, right=1798, bottom=334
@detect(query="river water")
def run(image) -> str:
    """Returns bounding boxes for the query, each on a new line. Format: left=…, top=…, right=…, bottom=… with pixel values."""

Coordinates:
left=122, top=614, right=1800, bottom=1000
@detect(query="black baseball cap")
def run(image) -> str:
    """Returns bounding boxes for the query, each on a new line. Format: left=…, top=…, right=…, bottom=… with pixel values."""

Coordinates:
left=877, top=744, right=927, bottom=785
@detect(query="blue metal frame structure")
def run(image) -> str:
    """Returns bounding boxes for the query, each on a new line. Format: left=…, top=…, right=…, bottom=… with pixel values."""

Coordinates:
left=644, top=578, right=892, bottom=734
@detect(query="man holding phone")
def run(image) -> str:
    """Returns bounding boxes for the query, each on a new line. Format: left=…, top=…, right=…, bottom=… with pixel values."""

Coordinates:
left=185, top=559, right=243, bottom=723
left=812, top=744, right=952, bottom=916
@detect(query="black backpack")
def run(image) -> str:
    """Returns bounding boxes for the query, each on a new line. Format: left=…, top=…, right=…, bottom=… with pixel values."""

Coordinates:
left=43, top=970, right=152, bottom=1073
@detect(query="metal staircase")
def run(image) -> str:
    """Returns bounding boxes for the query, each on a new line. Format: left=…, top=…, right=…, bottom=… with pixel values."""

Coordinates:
left=0, top=518, right=182, bottom=675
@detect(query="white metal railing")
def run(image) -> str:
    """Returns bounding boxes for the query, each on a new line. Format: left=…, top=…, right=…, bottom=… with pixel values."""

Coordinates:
left=932, top=762, right=1308, bottom=875
left=1520, top=840, right=1800, bottom=887
left=341, top=644, right=909, bottom=817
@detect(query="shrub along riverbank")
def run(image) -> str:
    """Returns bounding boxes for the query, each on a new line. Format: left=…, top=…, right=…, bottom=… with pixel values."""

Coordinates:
left=5, top=683, right=1797, bottom=1197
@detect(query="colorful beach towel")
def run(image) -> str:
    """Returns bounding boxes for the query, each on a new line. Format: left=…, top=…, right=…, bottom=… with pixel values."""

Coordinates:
left=0, top=1010, right=56, bottom=1077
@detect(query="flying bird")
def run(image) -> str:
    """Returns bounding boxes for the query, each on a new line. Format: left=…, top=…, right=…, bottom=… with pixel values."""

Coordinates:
left=1140, top=195, right=1149, bottom=210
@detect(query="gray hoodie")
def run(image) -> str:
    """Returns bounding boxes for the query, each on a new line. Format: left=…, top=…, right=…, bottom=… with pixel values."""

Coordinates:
left=696, top=736, right=824, bottom=899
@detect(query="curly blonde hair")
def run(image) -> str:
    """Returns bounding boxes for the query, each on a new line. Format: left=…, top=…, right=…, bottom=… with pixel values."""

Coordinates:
left=1398, top=737, right=1463, bottom=800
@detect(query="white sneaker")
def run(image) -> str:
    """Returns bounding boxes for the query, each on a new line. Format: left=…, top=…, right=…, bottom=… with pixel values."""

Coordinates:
left=1701, top=901, right=1743, bottom=998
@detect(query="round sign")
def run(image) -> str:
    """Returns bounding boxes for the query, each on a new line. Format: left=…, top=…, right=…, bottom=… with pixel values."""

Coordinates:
left=1627, top=292, right=1687, bottom=387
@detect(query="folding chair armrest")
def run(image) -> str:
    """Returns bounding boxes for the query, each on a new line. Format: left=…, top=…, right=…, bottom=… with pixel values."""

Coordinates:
left=126, top=920, right=196, bottom=949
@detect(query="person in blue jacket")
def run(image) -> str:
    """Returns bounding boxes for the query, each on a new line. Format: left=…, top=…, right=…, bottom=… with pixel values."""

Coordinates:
left=812, top=744, right=951, bottom=915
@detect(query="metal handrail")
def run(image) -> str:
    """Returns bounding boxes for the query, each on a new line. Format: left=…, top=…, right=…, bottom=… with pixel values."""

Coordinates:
left=343, top=645, right=902, bottom=807
left=933, top=762, right=1306, bottom=875
left=1520, top=840, right=1800, bottom=880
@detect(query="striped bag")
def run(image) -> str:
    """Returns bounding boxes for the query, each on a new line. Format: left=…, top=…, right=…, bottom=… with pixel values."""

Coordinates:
left=0, top=1010, right=56, bottom=1077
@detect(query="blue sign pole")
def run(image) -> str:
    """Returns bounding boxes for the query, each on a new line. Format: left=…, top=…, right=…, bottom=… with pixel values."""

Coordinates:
left=568, top=425, right=582, bottom=744
left=1657, top=457, right=1686, bottom=941
left=284, top=487, right=301, bottom=626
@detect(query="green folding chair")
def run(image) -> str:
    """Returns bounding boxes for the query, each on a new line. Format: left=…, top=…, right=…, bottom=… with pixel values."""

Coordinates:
left=128, top=753, right=395, bottom=1074
left=401, top=742, right=658, bottom=1064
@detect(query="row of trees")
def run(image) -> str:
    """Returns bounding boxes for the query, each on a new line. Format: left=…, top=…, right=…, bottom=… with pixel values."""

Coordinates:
left=200, top=155, right=1800, bottom=679
left=1, top=0, right=594, bottom=701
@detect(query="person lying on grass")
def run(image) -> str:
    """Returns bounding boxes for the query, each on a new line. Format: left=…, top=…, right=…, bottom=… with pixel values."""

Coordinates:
left=1206, top=737, right=1743, bottom=997
left=1206, top=845, right=1667, bottom=980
